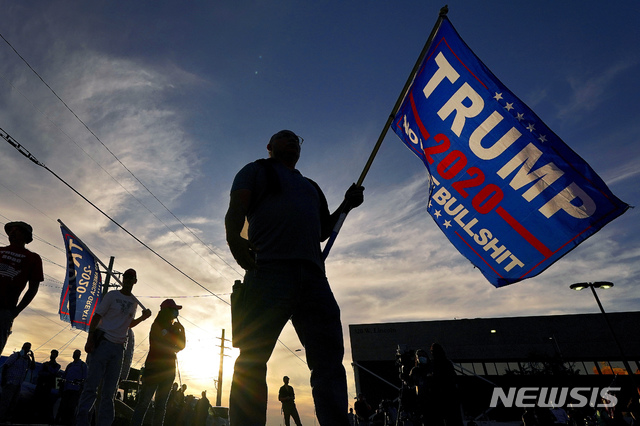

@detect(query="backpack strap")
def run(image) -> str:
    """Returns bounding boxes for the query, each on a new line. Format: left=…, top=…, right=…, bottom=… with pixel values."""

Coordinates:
left=254, top=158, right=281, bottom=195
left=250, top=159, right=325, bottom=221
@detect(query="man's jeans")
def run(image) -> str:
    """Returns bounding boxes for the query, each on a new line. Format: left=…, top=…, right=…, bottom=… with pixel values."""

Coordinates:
left=283, top=402, right=303, bottom=426
left=75, top=340, right=124, bottom=426
left=130, top=373, right=174, bottom=426
left=229, top=260, right=349, bottom=426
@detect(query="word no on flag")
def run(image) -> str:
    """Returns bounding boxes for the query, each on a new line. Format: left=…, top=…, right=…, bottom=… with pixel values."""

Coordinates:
left=391, top=17, right=629, bottom=287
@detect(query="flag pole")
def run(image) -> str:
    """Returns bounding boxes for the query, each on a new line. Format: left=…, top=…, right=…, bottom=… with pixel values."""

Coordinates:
left=322, top=5, right=449, bottom=259
left=58, top=219, right=106, bottom=270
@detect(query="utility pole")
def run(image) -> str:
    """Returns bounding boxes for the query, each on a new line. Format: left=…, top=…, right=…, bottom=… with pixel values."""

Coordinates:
left=216, top=329, right=231, bottom=406
left=102, top=256, right=115, bottom=297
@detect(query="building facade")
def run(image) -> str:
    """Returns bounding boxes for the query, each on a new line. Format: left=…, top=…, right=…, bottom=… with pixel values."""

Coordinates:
left=349, top=312, right=640, bottom=420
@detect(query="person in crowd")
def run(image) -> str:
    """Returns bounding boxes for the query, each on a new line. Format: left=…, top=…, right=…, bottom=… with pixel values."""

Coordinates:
left=0, top=341, right=36, bottom=422
left=225, top=129, right=364, bottom=425
left=0, top=221, right=43, bottom=354
left=535, top=405, right=557, bottom=426
left=179, top=393, right=196, bottom=425
left=170, top=383, right=188, bottom=424
left=165, top=382, right=181, bottom=424
left=75, top=268, right=151, bottom=426
left=34, top=348, right=61, bottom=423
left=522, top=407, right=537, bottom=426
left=279, top=375, right=302, bottom=426
left=409, top=348, right=433, bottom=426
left=371, top=403, right=387, bottom=426
left=354, top=393, right=373, bottom=426
left=194, top=390, right=211, bottom=426
left=551, top=405, right=570, bottom=425
left=430, top=343, right=464, bottom=426
left=348, top=407, right=356, bottom=426
left=130, top=299, right=186, bottom=426
left=626, top=388, right=640, bottom=426
left=57, top=349, right=88, bottom=425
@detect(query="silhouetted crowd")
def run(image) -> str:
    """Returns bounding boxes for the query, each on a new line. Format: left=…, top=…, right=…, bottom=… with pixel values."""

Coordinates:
left=0, top=345, right=223, bottom=426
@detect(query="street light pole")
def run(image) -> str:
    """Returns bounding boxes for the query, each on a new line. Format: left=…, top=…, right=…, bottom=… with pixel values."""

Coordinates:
left=570, top=281, right=635, bottom=376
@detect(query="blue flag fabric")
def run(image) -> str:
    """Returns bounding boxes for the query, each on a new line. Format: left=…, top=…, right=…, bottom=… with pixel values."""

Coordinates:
left=391, top=17, right=629, bottom=287
left=59, top=224, right=102, bottom=330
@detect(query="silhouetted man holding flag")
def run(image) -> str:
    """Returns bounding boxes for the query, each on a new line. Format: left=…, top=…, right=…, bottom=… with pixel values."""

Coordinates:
left=225, top=129, right=364, bottom=426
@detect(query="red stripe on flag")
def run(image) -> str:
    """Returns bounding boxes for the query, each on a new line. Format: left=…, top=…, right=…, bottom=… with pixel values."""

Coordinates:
left=455, top=231, right=504, bottom=279
left=497, top=207, right=553, bottom=258
left=410, top=92, right=431, bottom=142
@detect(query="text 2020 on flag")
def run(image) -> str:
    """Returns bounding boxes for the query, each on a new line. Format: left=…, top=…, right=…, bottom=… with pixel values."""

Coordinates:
left=391, top=17, right=629, bottom=287
left=59, top=223, right=102, bottom=330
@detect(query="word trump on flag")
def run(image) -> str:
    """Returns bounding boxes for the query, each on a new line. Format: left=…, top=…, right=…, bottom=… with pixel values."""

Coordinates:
left=391, top=17, right=629, bottom=287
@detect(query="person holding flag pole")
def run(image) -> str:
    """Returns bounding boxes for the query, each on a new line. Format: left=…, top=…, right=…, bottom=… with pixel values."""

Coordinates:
left=74, top=267, right=151, bottom=426
left=224, top=7, right=452, bottom=425
left=225, top=129, right=364, bottom=426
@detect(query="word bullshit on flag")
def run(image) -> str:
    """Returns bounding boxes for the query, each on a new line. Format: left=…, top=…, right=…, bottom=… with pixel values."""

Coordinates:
left=391, top=17, right=629, bottom=287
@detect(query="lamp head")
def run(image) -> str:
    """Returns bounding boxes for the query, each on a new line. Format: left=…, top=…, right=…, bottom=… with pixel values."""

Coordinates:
left=593, top=281, right=614, bottom=289
left=569, top=281, right=614, bottom=291
left=569, top=283, right=588, bottom=291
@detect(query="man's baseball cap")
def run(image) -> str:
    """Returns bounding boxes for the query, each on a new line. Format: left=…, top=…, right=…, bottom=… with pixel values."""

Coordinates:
left=4, top=221, right=33, bottom=244
left=160, top=299, right=182, bottom=310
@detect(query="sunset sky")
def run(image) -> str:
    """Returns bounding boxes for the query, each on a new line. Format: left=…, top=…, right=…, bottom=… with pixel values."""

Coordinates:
left=1, top=1, right=639, bottom=424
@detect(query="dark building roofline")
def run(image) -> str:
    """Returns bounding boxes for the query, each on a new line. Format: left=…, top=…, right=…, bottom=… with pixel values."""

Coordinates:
left=349, top=311, right=640, bottom=362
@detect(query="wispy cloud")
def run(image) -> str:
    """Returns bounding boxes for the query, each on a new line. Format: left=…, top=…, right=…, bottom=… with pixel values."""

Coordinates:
left=558, top=59, right=636, bottom=119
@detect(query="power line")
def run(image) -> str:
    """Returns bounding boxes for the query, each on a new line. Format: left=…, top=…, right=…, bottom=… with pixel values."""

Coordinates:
left=137, top=293, right=230, bottom=299
left=1, top=127, right=229, bottom=306
left=0, top=180, right=57, bottom=223
left=0, top=34, right=307, bottom=372
left=0, top=67, right=236, bottom=280
left=0, top=201, right=113, bottom=264
left=42, top=257, right=66, bottom=270
left=58, top=330, right=84, bottom=354
left=3, top=213, right=217, bottom=302
left=0, top=30, right=242, bottom=279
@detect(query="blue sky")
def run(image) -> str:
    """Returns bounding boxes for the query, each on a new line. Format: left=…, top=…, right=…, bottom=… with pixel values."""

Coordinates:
left=0, top=1, right=639, bottom=423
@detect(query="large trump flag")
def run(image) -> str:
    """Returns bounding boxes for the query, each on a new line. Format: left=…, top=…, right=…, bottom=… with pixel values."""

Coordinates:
left=391, top=17, right=629, bottom=287
left=59, top=223, right=102, bottom=331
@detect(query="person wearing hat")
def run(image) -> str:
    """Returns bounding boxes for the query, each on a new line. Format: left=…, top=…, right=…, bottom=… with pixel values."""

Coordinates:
left=131, top=298, right=186, bottom=426
left=76, top=268, right=152, bottom=426
left=225, top=130, right=364, bottom=426
left=0, top=221, right=44, bottom=354
left=278, top=375, right=302, bottom=426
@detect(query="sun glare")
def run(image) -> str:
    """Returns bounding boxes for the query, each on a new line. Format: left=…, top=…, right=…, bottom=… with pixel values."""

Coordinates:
left=175, top=329, right=239, bottom=398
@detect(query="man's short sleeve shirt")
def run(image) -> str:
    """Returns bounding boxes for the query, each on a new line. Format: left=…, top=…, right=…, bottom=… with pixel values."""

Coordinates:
left=95, top=290, right=137, bottom=344
left=63, top=360, right=88, bottom=391
left=0, top=245, right=44, bottom=310
left=231, top=160, right=329, bottom=269
left=3, top=352, right=32, bottom=385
